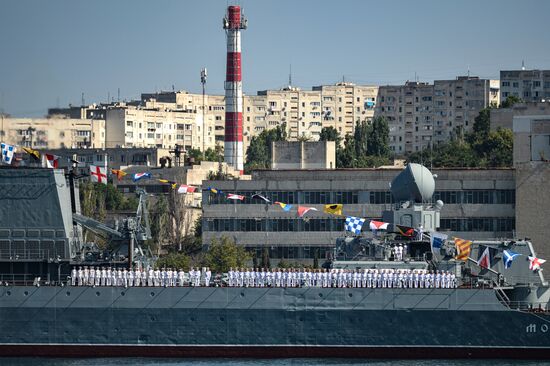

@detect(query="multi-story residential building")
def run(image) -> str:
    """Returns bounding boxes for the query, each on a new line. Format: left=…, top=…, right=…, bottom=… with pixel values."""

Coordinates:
left=433, top=77, right=499, bottom=142
left=312, top=83, right=378, bottom=137
left=257, top=87, right=322, bottom=140
left=376, top=77, right=499, bottom=154
left=376, top=82, right=434, bottom=154
left=102, top=104, right=216, bottom=152
left=500, top=69, right=550, bottom=103
left=0, top=117, right=105, bottom=149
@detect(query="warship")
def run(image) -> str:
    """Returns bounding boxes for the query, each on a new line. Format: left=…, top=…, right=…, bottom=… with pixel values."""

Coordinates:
left=0, top=164, right=550, bottom=359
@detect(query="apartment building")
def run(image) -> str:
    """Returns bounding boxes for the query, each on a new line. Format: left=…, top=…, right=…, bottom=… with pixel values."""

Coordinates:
left=102, top=104, right=216, bottom=152
left=256, top=87, right=322, bottom=140
left=376, top=82, right=434, bottom=154
left=0, top=117, right=105, bottom=149
left=500, top=69, right=550, bottom=103
left=312, top=83, right=378, bottom=137
left=376, top=77, right=499, bottom=154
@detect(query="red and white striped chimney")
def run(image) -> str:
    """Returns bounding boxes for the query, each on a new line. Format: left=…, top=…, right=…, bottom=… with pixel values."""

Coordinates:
left=223, top=5, right=246, bottom=174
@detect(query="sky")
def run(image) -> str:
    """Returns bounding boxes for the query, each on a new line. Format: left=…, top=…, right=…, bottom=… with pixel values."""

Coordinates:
left=1, top=0, right=550, bottom=117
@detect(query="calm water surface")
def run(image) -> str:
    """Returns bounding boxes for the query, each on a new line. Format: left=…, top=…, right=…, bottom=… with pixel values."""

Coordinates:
left=0, top=359, right=548, bottom=366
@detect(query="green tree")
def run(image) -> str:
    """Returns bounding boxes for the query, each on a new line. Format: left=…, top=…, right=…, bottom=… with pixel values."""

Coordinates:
left=483, top=128, right=513, bottom=167
left=204, top=145, right=224, bottom=162
left=336, top=134, right=356, bottom=168
left=367, top=117, right=390, bottom=157
left=260, top=247, right=271, bottom=269
left=276, top=258, right=293, bottom=269
left=319, top=126, right=342, bottom=145
left=186, top=148, right=203, bottom=162
left=500, top=95, right=523, bottom=108
left=470, top=107, right=491, bottom=145
left=148, top=195, right=169, bottom=255
left=203, top=236, right=250, bottom=273
left=353, top=120, right=370, bottom=158
left=313, top=249, right=319, bottom=269
left=155, top=252, right=190, bottom=270
left=244, top=123, right=287, bottom=173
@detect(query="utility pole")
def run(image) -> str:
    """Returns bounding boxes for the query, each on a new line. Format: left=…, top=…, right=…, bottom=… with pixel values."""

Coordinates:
left=201, top=68, right=207, bottom=153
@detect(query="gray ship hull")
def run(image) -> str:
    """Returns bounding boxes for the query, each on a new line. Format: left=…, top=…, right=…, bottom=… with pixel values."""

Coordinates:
left=1, top=286, right=550, bottom=359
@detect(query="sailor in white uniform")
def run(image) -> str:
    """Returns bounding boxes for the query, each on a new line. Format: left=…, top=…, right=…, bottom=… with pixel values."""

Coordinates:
left=205, top=267, right=211, bottom=287
left=71, top=267, right=77, bottom=286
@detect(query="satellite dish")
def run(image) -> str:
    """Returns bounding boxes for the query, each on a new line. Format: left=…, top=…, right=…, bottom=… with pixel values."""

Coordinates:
left=390, top=163, right=435, bottom=203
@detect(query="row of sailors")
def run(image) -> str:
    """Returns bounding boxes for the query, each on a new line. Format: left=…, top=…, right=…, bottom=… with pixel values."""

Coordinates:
left=70, top=266, right=211, bottom=287
left=70, top=266, right=457, bottom=289
left=228, top=268, right=457, bottom=289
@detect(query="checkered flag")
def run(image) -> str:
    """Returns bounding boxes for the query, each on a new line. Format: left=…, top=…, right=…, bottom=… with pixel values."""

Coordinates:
left=345, top=216, right=366, bottom=235
left=1, top=143, right=16, bottom=165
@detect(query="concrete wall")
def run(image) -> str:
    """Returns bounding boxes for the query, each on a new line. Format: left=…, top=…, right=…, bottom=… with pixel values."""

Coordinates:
left=515, top=162, right=550, bottom=259
left=271, top=141, right=336, bottom=170
left=513, top=115, right=550, bottom=163
left=491, top=102, right=550, bottom=130
left=105, top=109, right=126, bottom=148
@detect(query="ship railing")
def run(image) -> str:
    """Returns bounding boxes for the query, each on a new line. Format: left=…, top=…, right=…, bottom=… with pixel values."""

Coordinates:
left=0, top=249, right=55, bottom=261
left=506, top=301, right=550, bottom=313
left=0, top=274, right=47, bottom=286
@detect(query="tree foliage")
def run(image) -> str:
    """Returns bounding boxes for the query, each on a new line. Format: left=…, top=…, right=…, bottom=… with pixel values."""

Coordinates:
left=500, top=95, right=523, bottom=109
left=319, top=126, right=342, bottom=145
left=244, top=124, right=287, bottom=173
left=79, top=181, right=139, bottom=247
left=335, top=117, right=392, bottom=168
left=155, top=252, right=190, bottom=270
left=187, top=146, right=224, bottom=163
left=148, top=170, right=201, bottom=256
left=260, top=247, right=271, bottom=269
left=203, top=236, right=250, bottom=273
left=408, top=108, right=513, bottom=168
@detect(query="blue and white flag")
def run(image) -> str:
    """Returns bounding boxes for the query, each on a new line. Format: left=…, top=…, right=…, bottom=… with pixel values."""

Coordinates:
left=503, top=250, right=521, bottom=269
left=133, top=172, right=152, bottom=182
left=345, top=216, right=366, bottom=235
left=1, top=143, right=16, bottom=165
left=430, top=232, right=448, bottom=250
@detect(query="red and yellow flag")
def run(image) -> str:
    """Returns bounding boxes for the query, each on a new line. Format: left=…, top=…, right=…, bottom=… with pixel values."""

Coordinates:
left=454, top=237, right=472, bottom=261
left=111, top=169, right=127, bottom=181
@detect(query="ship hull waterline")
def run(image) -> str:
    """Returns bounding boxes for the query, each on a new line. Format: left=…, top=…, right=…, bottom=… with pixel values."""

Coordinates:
left=2, top=344, right=550, bottom=359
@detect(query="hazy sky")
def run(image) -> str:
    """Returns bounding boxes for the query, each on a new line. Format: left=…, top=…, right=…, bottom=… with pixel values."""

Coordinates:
left=1, top=0, right=550, bottom=117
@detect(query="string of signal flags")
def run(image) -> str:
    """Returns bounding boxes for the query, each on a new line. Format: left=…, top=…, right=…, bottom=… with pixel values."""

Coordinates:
left=430, top=232, right=546, bottom=272
left=204, top=187, right=417, bottom=237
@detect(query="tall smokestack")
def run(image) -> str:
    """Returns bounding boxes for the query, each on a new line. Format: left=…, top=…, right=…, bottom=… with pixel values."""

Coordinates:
left=223, top=5, right=247, bottom=174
